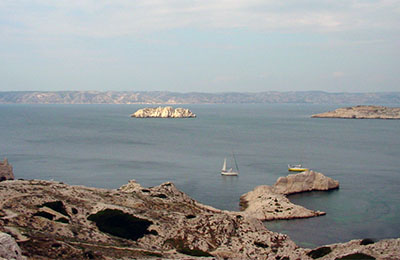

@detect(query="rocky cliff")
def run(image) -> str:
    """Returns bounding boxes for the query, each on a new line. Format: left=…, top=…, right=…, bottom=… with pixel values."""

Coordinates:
left=0, top=178, right=399, bottom=259
left=0, top=158, right=14, bottom=182
left=240, top=170, right=339, bottom=221
left=131, top=106, right=196, bottom=118
left=312, top=105, right=400, bottom=119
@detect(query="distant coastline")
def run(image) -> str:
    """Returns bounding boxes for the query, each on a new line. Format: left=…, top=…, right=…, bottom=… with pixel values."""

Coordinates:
left=312, top=105, right=400, bottom=119
left=0, top=91, right=400, bottom=105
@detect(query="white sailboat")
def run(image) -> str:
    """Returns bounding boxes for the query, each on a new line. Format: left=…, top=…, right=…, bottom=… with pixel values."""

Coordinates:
left=221, top=153, right=239, bottom=176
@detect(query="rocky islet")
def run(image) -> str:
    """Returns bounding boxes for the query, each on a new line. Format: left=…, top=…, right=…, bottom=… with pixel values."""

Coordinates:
left=312, top=105, right=400, bottom=119
left=240, top=170, right=339, bottom=221
left=131, top=106, right=196, bottom=118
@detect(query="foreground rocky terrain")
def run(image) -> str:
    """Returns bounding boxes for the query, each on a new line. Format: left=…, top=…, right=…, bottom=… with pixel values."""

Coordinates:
left=240, top=170, right=339, bottom=221
left=1, top=177, right=399, bottom=259
left=131, top=106, right=196, bottom=118
left=312, top=105, right=400, bottom=119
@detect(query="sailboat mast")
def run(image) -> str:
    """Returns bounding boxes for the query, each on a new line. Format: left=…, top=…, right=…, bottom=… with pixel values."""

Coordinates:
left=232, top=152, right=239, bottom=172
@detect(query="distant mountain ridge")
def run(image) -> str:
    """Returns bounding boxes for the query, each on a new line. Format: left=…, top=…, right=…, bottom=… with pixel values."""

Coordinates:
left=0, top=91, right=399, bottom=104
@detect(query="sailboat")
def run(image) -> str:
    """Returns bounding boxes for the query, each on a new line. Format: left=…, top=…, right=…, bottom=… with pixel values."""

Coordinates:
left=221, top=152, right=239, bottom=176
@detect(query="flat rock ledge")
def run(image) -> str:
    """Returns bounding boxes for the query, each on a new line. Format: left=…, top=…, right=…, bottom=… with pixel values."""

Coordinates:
left=1, top=179, right=398, bottom=260
left=131, top=106, right=196, bottom=118
left=240, top=170, right=339, bottom=221
left=312, top=105, right=400, bottom=119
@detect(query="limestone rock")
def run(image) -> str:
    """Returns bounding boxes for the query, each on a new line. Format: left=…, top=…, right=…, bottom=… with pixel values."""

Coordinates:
left=312, top=105, right=400, bottom=119
left=0, top=179, right=398, bottom=259
left=306, top=238, right=400, bottom=260
left=0, top=158, right=14, bottom=182
left=240, top=170, right=338, bottom=221
left=0, top=232, right=26, bottom=260
left=0, top=179, right=300, bottom=259
left=131, top=106, right=196, bottom=118
left=240, top=185, right=326, bottom=221
left=273, top=170, right=339, bottom=195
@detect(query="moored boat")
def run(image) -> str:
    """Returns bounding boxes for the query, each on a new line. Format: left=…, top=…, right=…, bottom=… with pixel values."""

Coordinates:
left=288, top=164, right=308, bottom=172
left=221, top=153, right=239, bottom=176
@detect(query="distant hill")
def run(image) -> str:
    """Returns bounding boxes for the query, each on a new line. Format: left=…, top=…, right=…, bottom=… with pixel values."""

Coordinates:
left=0, top=91, right=399, bottom=105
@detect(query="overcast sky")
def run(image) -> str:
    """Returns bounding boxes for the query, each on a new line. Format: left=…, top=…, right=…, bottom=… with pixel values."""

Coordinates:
left=1, top=0, right=399, bottom=92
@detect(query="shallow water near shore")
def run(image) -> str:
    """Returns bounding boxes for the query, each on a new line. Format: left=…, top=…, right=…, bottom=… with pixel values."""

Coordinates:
left=1, top=103, right=399, bottom=248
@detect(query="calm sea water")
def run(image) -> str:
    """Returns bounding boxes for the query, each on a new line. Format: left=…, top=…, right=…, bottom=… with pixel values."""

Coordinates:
left=0, top=104, right=399, bottom=247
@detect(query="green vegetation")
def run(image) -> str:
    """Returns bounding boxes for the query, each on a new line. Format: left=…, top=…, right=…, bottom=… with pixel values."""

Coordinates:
left=336, top=253, right=375, bottom=260
left=87, top=209, right=154, bottom=241
left=307, top=246, right=332, bottom=259
left=165, top=238, right=212, bottom=257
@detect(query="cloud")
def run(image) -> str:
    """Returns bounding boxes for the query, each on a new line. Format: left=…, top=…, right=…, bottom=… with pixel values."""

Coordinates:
left=333, top=71, right=345, bottom=78
left=1, top=0, right=399, bottom=38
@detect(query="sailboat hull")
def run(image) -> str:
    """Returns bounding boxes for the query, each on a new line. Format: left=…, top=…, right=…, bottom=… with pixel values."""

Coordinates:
left=221, top=171, right=238, bottom=176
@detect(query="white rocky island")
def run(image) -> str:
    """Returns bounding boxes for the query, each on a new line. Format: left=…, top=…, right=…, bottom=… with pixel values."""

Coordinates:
left=312, top=105, right=400, bottom=119
left=131, top=106, right=196, bottom=118
left=240, top=170, right=339, bottom=221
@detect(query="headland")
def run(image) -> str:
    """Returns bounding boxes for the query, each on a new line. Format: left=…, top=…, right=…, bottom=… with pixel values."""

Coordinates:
left=312, top=105, right=400, bottom=119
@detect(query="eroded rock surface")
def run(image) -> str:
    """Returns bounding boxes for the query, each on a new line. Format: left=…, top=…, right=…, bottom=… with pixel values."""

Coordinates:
left=0, top=179, right=302, bottom=259
left=131, top=106, right=196, bottom=118
left=240, top=170, right=339, bottom=221
left=0, top=231, right=25, bottom=260
left=0, top=178, right=398, bottom=259
left=312, top=105, right=400, bottom=119
left=0, top=158, right=14, bottom=182
left=273, top=170, right=339, bottom=195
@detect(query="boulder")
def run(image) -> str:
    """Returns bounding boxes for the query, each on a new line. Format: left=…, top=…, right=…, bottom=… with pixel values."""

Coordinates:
left=0, top=232, right=25, bottom=260
left=0, top=158, right=14, bottom=181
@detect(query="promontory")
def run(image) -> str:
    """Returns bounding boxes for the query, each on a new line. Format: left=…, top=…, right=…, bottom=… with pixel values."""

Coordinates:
left=240, top=170, right=339, bottom=221
left=312, top=105, right=400, bottom=119
left=1, top=178, right=399, bottom=259
left=131, top=106, right=196, bottom=118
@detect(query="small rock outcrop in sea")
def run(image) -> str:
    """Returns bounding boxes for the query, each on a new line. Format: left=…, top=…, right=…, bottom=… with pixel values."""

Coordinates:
left=131, top=106, right=196, bottom=118
left=311, top=105, right=400, bottom=119
left=240, top=170, right=339, bottom=221
left=0, top=158, right=14, bottom=182
left=0, top=178, right=399, bottom=259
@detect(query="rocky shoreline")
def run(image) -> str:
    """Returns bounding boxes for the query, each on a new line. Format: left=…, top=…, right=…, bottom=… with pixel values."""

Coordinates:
left=312, top=105, right=400, bottom=119
left=240, top=170, right=339, bottom=221
left=1, top=177, right=399, bottom=259
left=131, top=106, right=196, bottom=118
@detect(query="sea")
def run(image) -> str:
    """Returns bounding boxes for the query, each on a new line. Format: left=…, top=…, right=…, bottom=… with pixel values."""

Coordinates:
left=0, top=103, right=399, bottom=248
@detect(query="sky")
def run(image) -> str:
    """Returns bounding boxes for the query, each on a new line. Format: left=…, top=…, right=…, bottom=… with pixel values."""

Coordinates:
left=1, top=0, right=399, bottom=93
